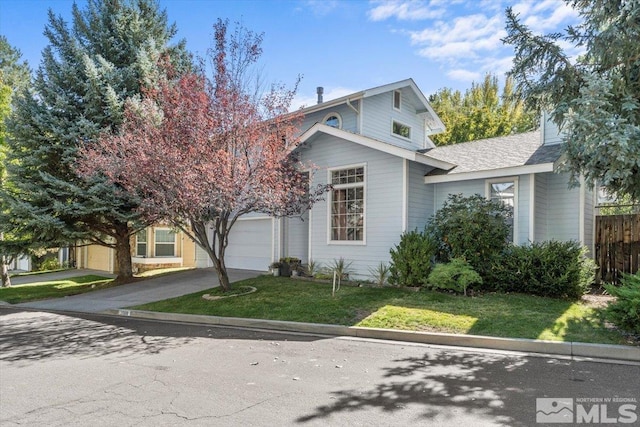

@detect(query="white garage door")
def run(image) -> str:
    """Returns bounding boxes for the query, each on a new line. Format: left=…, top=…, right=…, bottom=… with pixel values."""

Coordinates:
left=224, top=218, right=272, bottom=271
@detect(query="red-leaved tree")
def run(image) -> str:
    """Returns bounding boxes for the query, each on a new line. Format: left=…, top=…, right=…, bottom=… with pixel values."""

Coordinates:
left=79, top=20, right=327, bottom=291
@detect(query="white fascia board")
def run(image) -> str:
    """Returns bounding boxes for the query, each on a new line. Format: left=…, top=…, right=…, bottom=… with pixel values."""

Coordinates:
left=424, top=163, right=554, bottom=184
left=300, top=123, right=455, bottom=170
left=362, top=79, right=414, bottom=97
left=298, top=93, right=364, bottom=115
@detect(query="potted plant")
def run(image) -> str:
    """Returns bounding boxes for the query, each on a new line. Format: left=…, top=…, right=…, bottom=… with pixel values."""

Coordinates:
left=269, top=261, right=282, bottom=277
left=279, top=257, right=301, bottom=277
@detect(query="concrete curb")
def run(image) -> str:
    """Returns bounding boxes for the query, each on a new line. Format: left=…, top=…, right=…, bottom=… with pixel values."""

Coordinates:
left=107, top=309, right=640, bottom=362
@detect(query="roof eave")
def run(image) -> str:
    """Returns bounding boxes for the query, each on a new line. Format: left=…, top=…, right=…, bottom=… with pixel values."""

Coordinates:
left=424, top=163, right=555, bottom=184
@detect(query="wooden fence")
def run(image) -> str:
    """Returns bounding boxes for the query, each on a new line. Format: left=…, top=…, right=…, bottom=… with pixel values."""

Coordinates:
left=594, top=214, right=640, bottom=283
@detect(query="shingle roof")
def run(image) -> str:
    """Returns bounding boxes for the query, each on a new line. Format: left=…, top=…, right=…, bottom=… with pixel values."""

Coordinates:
left=423, top=131, right=563, bottom=175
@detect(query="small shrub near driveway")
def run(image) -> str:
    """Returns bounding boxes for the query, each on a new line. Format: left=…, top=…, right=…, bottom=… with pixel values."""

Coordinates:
left=487, top=240, right=596, bottom=299
left=605, top=273, right=640, bottom=335
left=389, top=230, right=437, bottom=286
left=427, top=258, right=482, bottom=295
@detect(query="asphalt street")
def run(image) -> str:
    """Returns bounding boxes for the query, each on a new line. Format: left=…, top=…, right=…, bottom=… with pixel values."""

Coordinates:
left=1, top=307, right=638, bottom=427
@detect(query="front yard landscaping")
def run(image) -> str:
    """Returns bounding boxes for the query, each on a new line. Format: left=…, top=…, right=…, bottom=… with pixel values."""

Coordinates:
left=131, top=275, right=632, bottom=346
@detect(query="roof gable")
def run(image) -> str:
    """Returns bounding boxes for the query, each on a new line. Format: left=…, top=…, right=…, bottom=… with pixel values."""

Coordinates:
left=298, top=79, right=445, bottom=135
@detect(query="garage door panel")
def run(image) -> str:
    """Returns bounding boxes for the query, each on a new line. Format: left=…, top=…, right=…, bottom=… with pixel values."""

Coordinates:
left=225, top=218, right=272, bottom=271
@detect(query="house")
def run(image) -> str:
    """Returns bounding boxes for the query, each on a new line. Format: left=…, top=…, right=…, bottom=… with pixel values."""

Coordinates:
left=80, top=79, right=594, bottom=279
left=7, top=254, right=31, bottom=272
left=76, top=226, right=197, bottom=273
left=193, top=80, right=595, bottom=278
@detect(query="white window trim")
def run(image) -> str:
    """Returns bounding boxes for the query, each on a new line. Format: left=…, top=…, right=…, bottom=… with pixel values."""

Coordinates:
left=393, top=90, right=402, bottom=111
left=486, top=177, right=519, bottom=244
left=154, top=227, right=177, bottom=257
left=391, top=119, right=412, bottom=141
left=322, top=112, right=342, bottom=129
left=327, top=163, right=367, bottom=246
left=135, top=229, right=148, bottom=257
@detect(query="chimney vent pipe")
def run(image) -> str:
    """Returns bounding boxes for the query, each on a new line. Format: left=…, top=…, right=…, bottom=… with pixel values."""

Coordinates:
left=316, top=86, right=324, bottom=104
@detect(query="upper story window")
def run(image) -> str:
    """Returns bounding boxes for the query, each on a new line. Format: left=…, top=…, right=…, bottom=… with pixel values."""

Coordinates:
left=486, top=178, right=518, bottom=242
left=329, top=166, right=365, bottom=243
left=135, top=230, right=147, bottom=257
left=323, top=112, right=342, bottom=129
left=392, top=120, right=411, bottom=140
left=393, top=90, right=401, bottom=110
left=154, top=229, right=176, bottom=257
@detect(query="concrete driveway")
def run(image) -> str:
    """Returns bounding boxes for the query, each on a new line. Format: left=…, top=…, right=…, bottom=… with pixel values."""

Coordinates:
left=14, top=268, right=262, bottom=313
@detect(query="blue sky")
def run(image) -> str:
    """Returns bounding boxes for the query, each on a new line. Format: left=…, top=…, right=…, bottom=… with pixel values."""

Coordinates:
left=0, top=0, right=579, bottom=109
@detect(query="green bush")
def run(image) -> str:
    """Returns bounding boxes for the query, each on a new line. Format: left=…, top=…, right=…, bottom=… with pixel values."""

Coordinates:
left=38, top=257, right=61, bottom=272
left=426, top=194, right=511, bottom=278
left=426, top=258, right=482, bottom=295
left=389, top=230, right=437, bottom=286
left=604, top=273, right=640, bottom=335
left=487, top=241, right=595, bottom=299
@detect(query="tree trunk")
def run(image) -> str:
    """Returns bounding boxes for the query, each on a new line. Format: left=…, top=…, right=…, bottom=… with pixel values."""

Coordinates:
left=113, top=223, right=134, bottom=282
left=1, top=255, right=11, bottom=288
left=0, top=231, right=11, bottom=287
left=213, top=257, right=231, bottom=291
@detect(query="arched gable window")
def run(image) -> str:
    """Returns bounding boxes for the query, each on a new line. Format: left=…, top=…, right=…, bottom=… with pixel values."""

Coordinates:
left=323, top=112, right=342, bottom=129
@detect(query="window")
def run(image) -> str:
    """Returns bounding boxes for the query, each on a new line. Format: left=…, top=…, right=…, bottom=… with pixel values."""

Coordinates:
left=487, top=179, right=517, bottom=242
left=323, top=112, right=342, bottom=129
left=154, top=229, right=176, bottom=257
left=135, top=230, right=147, bottom=257
left=393, top=90, right=401, bottom=110
left=330, top=166, right=365, bottom=242
left=392, top=120, right=411, bottom=139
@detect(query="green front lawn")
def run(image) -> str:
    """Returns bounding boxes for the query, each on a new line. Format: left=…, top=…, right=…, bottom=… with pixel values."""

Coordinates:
left=0, top=267, right=195, bottom=304
left=132, top=275, right=629, bottom=345
left=0, top=275, right=114, bottom=304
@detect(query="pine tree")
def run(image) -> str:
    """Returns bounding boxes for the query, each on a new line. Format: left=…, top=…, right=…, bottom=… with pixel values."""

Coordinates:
left=3, top=0, right=191, bottom=281
left=0, top=37, right=31, bottom=287
left=428, top=74, right=537, bottom=145
left=503, top=0, right=640, bottom=201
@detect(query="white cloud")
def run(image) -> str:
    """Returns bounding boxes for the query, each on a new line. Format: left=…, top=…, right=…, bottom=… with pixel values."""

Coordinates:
left=367, top=0, right=580, bottom=89
left=513, top=0, right=579, bottom=33
left=292, top=86, right=357, bottom=110
left=303, top=0, right=341, bottom=17
left=447, top=68, right=482, bottom=82
left=368, top=0, right=445, bottom=21
left=410, top=14, right=506, bottom=61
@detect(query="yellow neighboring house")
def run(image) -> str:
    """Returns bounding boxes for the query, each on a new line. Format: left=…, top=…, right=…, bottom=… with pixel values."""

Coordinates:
left=76, top=226, right=198, bottom=274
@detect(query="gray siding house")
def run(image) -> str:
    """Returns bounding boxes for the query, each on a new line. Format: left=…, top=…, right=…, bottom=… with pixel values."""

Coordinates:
left=195, top=79, right=595, bottom=278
